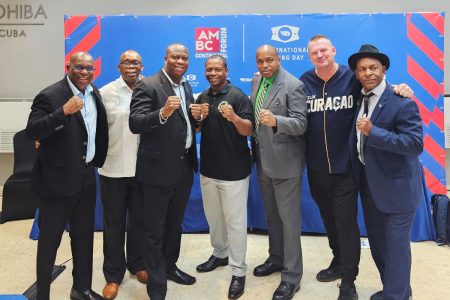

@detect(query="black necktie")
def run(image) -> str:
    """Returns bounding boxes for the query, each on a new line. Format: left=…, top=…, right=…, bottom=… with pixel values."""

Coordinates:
left=360, top=92, right=374, bottom=164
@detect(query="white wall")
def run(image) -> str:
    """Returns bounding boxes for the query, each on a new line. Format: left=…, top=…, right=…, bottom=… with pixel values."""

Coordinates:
left=0, top=0, right=448, bottom=98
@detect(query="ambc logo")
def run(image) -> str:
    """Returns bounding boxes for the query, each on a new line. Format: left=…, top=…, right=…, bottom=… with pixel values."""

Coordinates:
left=195, top=27, right=227, bottom=53
left=271, top=25, right=299, bottom=43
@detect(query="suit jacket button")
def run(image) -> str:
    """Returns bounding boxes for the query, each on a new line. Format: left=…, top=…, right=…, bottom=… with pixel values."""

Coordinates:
left=83, top=142, right=87, bottom=146
left=180, top=155, right=184, bottom=159
left=82, top=156, right=86, bottom=160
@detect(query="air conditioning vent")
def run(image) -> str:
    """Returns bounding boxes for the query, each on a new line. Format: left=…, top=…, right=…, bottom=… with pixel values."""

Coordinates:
left=0, top=131, right=16, bottom=153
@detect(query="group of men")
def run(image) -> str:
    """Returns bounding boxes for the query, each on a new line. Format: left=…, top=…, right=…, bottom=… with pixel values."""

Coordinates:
left=26, top=34, right=423, bottom=300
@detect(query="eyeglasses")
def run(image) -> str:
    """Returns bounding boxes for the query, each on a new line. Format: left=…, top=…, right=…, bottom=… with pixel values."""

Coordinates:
left=72, top=64, right=95, bottom=72
left=120, top=60, right=142, bottom=67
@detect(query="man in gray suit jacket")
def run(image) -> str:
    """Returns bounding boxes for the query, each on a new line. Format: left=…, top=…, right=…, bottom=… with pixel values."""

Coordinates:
left=251, top=45, right=308, bottom=300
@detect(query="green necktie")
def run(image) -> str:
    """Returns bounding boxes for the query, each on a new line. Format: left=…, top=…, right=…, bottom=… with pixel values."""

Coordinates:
left=253, top=80, right=270, bottom=143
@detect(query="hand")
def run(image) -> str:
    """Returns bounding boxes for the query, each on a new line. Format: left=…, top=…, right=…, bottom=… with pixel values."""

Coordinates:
left=63, top=96, right=83, bottom=115
left=161, top=96, right=181, bottom=119
left=259, top=109, right=277, bottom=127
left=220, top=104, right=237, bottom=122
left=356, top=116, right=373, bottom=136
left=393, top=83, right=414, bottom=98
left=35, top=140, right=40, bottom=149
left=201, top=103, right=209, bottom=118
left=190, top=103, right=202, bottom=120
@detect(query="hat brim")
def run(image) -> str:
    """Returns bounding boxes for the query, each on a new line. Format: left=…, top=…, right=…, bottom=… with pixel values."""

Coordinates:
left=348, top=52, right=390, bottom=71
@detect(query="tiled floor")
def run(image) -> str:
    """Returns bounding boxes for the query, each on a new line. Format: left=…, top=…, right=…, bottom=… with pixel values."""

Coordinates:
left=1, top=214, right=450, bottom=299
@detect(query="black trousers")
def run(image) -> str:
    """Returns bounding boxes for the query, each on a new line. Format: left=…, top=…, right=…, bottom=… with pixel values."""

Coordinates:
left=36, top=166, right=96, bottom=300
left=99, top=175, right=145, bottom=284
left=307, top=168, right=360, bottom=282
left=140, top=159, right=194, bottom=300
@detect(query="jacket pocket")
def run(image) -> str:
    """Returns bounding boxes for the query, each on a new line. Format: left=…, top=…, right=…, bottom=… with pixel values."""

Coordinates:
left=270, top=103, right=286, bottom=115
left=274, top=134, right=295, bottom=144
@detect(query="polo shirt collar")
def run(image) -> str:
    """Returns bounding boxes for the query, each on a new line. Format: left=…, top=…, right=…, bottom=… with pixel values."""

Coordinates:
left=208, top=80, right=231, bottom=96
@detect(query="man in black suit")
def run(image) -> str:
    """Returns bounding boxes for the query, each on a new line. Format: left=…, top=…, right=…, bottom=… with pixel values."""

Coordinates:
left=26, top=52, right=108, bottom=300
left=129, top=43, right=198, bottom=300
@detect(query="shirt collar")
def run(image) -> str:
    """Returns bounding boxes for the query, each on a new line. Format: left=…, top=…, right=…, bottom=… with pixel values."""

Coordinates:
left=67, top=75, right=93, bottom=97
left=118, top=75, right=144, bottom=92
left=161, top=68, right=186, bottom=87
left=263, top=72, right=277, bottom=85
left=207, top=80, right=231, bottom=96
left=361, top=80, right=386, bottom=98
left=118, top=76, right=132, bottom=92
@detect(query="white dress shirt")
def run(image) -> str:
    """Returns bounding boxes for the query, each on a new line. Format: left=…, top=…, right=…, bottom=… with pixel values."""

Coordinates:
left=67, top=76, right=97, bottom=163
left=161, top=68, right=193, bottom=149
left=98, top=76, right=140, bottom=177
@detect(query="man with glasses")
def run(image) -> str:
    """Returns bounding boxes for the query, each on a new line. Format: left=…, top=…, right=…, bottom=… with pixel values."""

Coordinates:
left=98, top=50, right=147, bottom=299
left=129, top=44, right=198, bottom=300
left=26, top=52, right=108, bottom=300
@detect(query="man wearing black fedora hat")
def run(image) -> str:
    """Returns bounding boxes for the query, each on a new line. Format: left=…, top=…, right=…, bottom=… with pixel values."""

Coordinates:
left=349, top=44, right=422, bottom=300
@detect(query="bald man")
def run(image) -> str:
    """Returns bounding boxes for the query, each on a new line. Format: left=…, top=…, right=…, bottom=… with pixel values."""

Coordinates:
left=26, top=52, right=108, bottom=300
left=250, top=45, right=307, bottom=300
left=129, top=44, right=198, bottom=300
left=98, top=50, right=147, bottom=299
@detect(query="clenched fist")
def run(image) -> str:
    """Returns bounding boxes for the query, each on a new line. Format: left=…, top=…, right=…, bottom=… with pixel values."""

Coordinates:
left=63, top=96, right=83, bottom=116
left=161, top=96, right=181, bottom=119
left=259, top=109, right=277, bottom=127
left=220, top=104, right=237, bottom=123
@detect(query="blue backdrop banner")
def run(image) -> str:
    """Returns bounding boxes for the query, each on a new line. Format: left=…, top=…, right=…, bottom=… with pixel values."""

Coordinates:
left=42, top=13, right=444, bottom=241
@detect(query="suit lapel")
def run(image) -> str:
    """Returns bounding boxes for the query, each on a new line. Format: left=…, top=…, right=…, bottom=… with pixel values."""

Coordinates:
left=369, top=86, right=389, bottom=124
left=159, top=71, right=186, bottom=120
left=363, top=84, right=390, bottom=147
left=62, top=77, right=87, bottom=132
left=263, top=69, right=283, bottom=109
left=251, top=76, right=262, bottom=104
left=159, top=71, right=176, bottom=98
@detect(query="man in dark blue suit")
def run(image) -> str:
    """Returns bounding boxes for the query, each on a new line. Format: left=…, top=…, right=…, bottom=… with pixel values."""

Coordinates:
left=348, top=45, right=423, bottom=300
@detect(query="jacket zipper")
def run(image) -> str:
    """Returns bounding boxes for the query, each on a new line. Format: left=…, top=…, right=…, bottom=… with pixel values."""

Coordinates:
left=322, top=82, right=332, bottom=173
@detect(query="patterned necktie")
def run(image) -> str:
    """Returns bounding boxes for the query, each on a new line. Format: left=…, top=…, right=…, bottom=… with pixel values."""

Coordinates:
left=360, top=92, right=374, bottom=164
left=253, top=79, right=270, bottom=143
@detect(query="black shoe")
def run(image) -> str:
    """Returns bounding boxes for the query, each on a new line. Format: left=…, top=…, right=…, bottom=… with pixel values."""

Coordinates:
left=196, top=255, right=228, bottom=272
left=370, top=289, right=412, bottom=300
left=228, top=275, right=245, bottom=299
left=253, top=259, right=283, bottom=277
left=316, top=259, right=341, bottom=282
left=70, top=288, right=104, bottom=300
left=167, top=267, right=196, bottom=285
left=272, top=281, right=300, bottom=300
left=338, top=282, right=358, bottom=300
